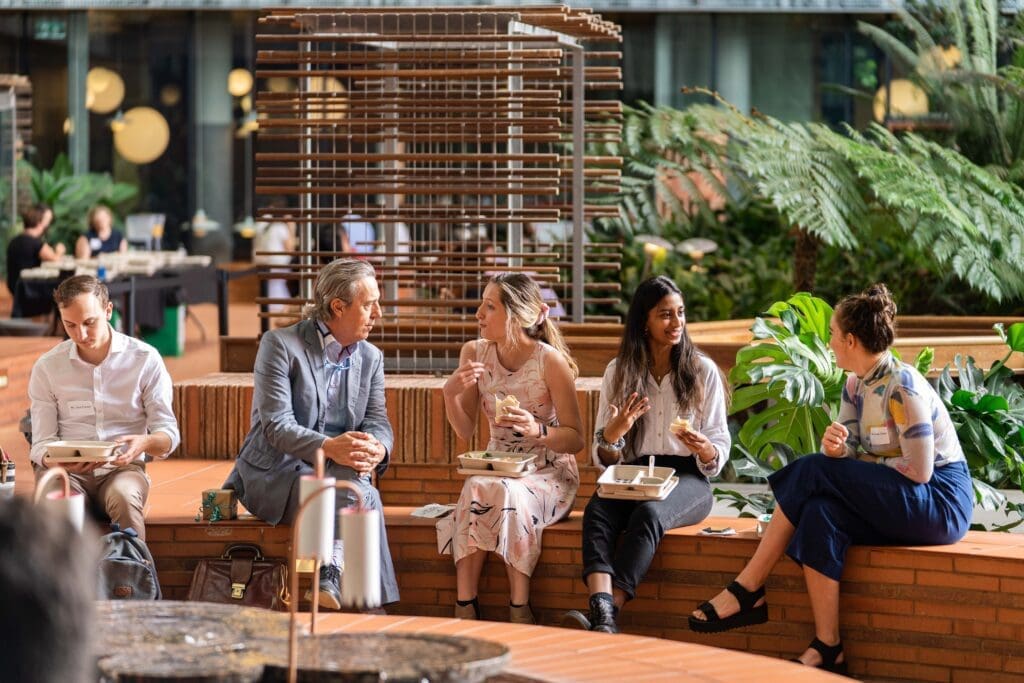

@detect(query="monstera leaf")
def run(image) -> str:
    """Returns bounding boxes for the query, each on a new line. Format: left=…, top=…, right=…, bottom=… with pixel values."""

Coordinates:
left=730, top=293, right=844, bottom=462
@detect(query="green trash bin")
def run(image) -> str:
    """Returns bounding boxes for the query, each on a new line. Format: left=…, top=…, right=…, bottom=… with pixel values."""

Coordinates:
left=141, top=305, right=186, bottom=357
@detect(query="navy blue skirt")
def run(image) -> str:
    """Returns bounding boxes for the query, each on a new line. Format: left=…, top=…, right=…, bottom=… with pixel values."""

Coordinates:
left=768, top=455, right=973, bottom=581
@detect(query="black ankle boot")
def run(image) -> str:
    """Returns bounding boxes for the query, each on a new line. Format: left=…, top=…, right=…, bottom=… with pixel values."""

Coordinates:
left=588, top=593, right=619, bottom=634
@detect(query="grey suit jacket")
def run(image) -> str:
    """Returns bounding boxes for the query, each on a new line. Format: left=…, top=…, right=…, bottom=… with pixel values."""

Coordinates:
left=227, top=318, right=394, bottom=525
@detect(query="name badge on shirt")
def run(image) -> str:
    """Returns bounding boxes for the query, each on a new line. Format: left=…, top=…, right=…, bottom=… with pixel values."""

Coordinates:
left=869, top=425, right=890, bottom=447
left=67, top=400, right=95, bottom=416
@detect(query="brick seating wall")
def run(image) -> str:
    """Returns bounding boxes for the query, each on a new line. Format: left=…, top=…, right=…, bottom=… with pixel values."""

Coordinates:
left=153, top=374, right=1024, bottom=681
left=380, top=462, right=601, bottom=511
left=169, top=374, right=602, bottom=464
left=385, top=512, right=1024, bottom=683
left=144, top=462, right=1024, bottom=683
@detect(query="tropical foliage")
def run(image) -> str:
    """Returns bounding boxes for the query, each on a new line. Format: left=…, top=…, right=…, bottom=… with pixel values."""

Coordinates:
left=19, top=153, right=137, bottom=251
left=590, top=0, right=1024, bottom=316
left=728, top=293, right=845, bottom=467
left=595, top=99, right=1024, bottom=305
left=721, top=294, right=1024, bottom=530
left=859, top=0, right=1024, bottom=179
left=937, top=322, right=1024, bottom=530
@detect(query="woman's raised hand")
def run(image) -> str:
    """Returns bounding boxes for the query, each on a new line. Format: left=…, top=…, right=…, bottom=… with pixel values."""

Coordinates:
left=604, top=392, right=650, bottom=442
left=444, top=360, right=486, bottom=396
left=821, top=421, right=850, bottom=458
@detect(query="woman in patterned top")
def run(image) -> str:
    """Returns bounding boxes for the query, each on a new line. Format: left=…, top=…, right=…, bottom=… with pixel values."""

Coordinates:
left=689, top=283, right=973, bottom=675
left=442, top=273, right=584, bottom=624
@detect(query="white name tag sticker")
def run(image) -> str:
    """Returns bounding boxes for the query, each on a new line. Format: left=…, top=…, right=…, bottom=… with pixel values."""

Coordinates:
left=870, top=426, right=890, bottom=446
left=67, top=400, right=95, bottom=416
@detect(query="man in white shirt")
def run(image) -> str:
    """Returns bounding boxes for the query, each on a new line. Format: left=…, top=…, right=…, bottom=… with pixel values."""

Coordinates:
left=28, top=275, right=180, bottom=540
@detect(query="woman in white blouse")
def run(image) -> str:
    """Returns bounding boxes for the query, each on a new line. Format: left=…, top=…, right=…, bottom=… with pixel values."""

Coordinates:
left=566, top=276, right=730, bottom=633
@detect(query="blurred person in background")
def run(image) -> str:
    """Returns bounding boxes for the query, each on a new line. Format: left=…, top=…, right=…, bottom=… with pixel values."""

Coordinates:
left=6, top=203, right=64, bottom=304
left=76, top=206, right=127, bottom=259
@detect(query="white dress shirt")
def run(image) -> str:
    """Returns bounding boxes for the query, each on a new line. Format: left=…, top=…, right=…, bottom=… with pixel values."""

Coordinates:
left=592, top=354, right=731, bottom=477
left=28, top=328, right=180, bottom=467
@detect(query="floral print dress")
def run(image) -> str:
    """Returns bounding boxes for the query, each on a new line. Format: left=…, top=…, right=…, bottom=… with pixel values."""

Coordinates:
left=450, top=339, right=580, bottom=576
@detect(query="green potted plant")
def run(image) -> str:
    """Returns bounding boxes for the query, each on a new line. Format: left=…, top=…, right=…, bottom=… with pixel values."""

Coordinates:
left=937, top=322, right=1024, bottom=531
left=21, top=153, right=137, bottom=251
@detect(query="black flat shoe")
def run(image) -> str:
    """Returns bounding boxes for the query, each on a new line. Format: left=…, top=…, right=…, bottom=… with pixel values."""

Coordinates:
left=793, top=637, right=848, bottom=675
left=688, top=580, right=768, bottom=633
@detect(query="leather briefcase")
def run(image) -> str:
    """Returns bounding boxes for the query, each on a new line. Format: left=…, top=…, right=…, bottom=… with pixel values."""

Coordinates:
left=186, top=543, right=289, bottom=610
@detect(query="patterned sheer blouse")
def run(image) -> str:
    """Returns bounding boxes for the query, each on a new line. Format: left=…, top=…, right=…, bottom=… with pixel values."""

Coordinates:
left=837, top=352, right=965, bottom=481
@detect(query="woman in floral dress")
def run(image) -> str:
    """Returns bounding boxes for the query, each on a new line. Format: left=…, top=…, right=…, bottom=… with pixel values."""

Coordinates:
left=442, top=273, right=584, bottom=624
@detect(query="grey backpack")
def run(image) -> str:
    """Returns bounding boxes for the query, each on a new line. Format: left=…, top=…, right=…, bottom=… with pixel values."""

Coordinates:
left=97, top=525, right=161, bottom=600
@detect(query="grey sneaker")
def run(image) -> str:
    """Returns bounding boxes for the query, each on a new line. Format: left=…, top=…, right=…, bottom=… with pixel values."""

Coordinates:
left=304, top=564, right=341, bottom=610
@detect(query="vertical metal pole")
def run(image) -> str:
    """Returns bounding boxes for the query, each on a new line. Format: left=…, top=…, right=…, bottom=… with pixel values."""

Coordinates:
left=243, top=13, right=255, bottom=221
left=126, top=277, right=137, bottom=338
left=2, top=89, right=15, bottom=258
left=570, top=45, right=584, bottom=323
left=66, top=11, right=89, bottom=175
left=653, top=15, right=673, bottom=108
left=300, top=39, right=314, bottom=301
left=259, top=275, right=269, bottom=334
left=217, top=269, right=230, bottom=337
left=507, top=30, right=523, bottom=268
left=383, top=70, right=399, bottom=313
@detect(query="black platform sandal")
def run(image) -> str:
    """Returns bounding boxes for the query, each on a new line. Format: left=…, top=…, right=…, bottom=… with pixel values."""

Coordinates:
left=688, top=580, right=768, bottom=633
left=794, top=637, right=848, bottom=675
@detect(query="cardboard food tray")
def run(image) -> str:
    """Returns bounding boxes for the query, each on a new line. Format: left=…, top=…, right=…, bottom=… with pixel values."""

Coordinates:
left=46, top=454, right=120, bottom=463
left=597, top=464, right=677, bottom=495
left=46, top=440, right=121, bottom=462
left=456, top=465, right=536, bottom=478
left=598, top=475, right=679, bottom=501
left=457, top=451, right=536, bottom=473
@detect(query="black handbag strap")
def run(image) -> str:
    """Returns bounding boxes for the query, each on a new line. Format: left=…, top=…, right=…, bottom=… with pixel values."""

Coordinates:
left=220, top=543, right=264, bottom=561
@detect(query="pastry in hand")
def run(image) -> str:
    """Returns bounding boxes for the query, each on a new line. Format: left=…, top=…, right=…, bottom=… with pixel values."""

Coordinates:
left=670, top=416, right=691, bottom=435
left=495, top=394, right=520, bottom=419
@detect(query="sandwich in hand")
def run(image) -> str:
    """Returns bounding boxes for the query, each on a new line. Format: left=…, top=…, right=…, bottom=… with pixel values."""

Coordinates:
left=495, top=394, right=520, bottom=419
left=670, top=416, right=692, bottom=435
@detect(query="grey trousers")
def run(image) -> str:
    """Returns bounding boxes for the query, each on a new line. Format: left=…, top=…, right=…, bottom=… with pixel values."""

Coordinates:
left=582, top=455, right=712, bottom=600
left=281, top=463, right=400, bottom=604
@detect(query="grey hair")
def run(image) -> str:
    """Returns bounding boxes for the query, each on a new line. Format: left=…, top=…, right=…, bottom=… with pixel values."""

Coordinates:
left=303, top=258, right=377, bottom=321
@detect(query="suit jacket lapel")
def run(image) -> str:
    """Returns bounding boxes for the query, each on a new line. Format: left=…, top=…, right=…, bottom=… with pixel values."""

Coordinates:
left=346, top=344, right=363, bottom=427
left=300, top=320, right=327, bottom=420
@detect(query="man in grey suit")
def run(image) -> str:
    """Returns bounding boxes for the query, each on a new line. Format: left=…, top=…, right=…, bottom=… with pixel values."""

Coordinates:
left=224, top=258, right=398, bottom=607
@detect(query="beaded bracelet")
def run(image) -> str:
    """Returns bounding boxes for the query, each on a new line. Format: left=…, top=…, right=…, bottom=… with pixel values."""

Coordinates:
left=595, top=427, right=626, bottom=451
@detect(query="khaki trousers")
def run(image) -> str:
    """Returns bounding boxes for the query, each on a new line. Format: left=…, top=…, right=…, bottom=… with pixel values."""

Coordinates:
left=37, top=463, right=150, bottom=540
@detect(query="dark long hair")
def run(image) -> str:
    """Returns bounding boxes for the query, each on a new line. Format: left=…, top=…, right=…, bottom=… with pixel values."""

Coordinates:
left=611, top=276, right=707, bottom=461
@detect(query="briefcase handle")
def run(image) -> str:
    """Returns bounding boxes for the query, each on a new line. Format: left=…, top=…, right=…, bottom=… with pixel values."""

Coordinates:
left=220, top=543, right=265, bottom=561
